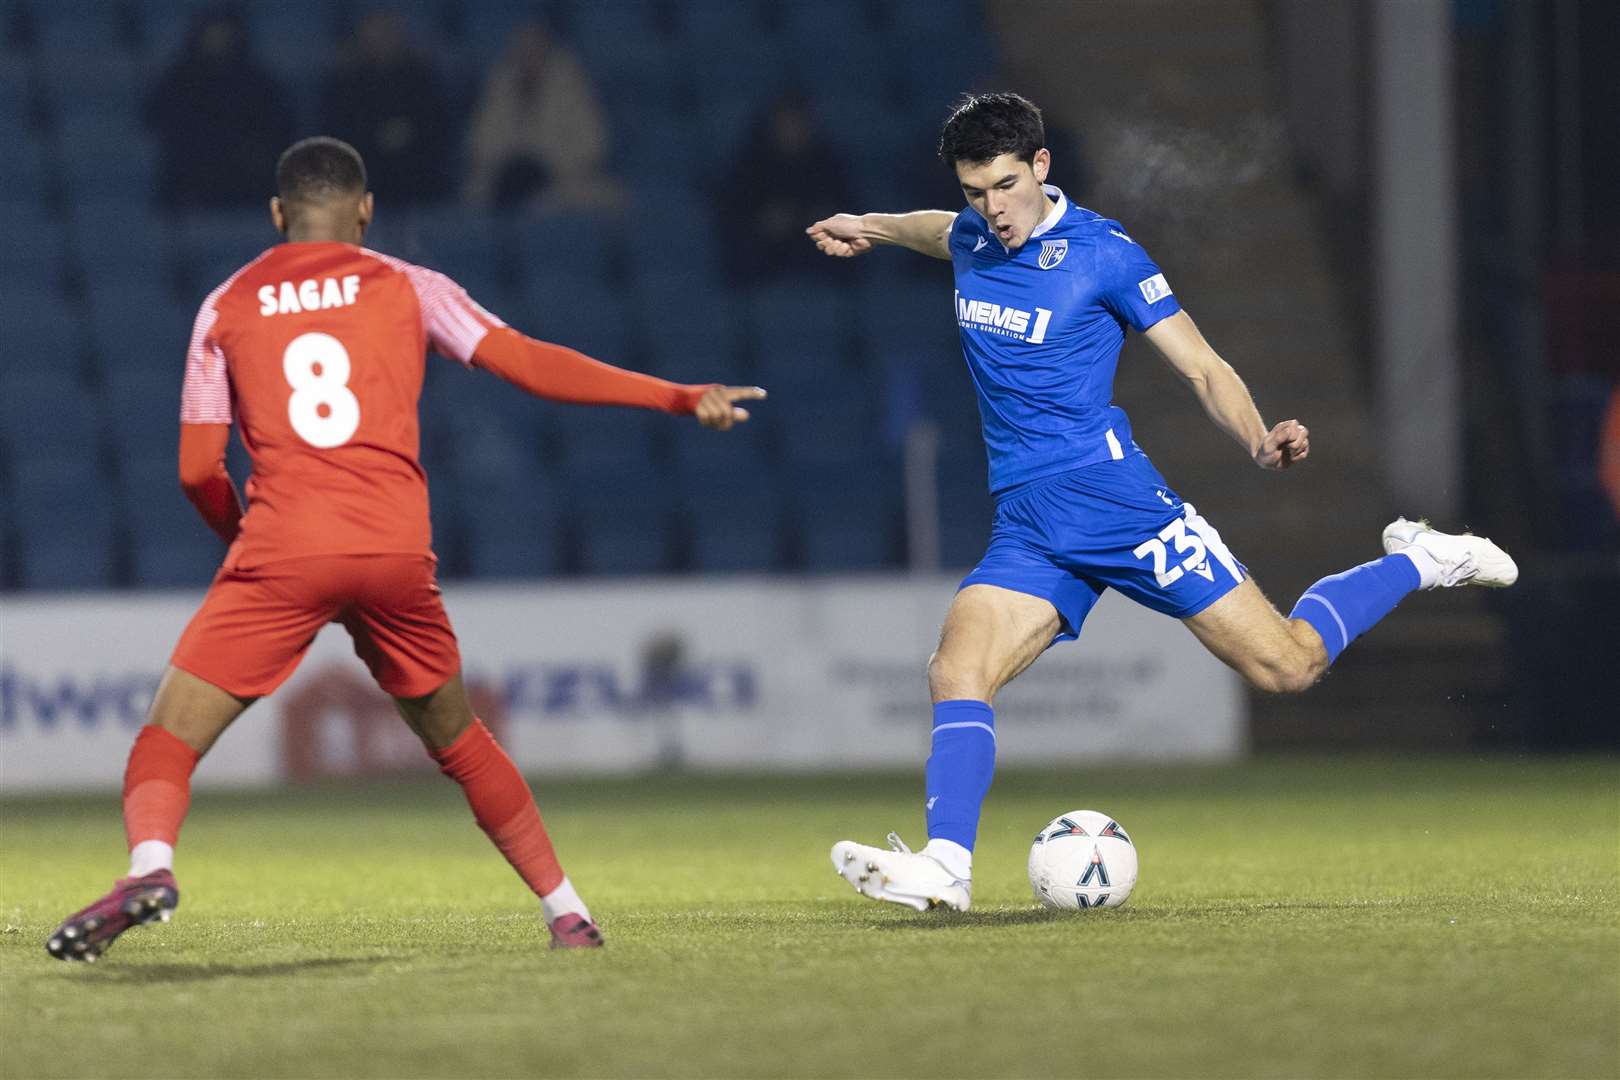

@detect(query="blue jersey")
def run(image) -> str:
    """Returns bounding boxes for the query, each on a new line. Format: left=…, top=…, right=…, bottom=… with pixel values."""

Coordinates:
left=949, top=185, right=1181, bottom=493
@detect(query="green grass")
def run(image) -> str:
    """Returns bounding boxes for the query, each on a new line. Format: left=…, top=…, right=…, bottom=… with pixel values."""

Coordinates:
left=2, top=757, right=1617, bottom=1079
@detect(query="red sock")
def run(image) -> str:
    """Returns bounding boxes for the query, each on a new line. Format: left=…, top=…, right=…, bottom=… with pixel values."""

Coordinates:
left=431, top=720, right=565, bottom=898
left=123, top=725, right=201, bottom=849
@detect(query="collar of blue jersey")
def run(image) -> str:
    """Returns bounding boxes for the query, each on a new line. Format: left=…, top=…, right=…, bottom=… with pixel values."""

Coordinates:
left=1028, top=184, right=1068, bottom=240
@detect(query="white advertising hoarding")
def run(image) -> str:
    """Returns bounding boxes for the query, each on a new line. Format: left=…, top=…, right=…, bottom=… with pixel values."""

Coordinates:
left=0, top=575, right=1243, bottom=791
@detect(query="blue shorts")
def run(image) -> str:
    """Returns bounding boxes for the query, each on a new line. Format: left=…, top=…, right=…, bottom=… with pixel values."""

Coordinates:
left=959, top=453, right=1247, bottom=642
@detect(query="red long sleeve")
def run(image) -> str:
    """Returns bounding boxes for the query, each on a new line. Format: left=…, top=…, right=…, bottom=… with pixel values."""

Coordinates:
left=471, top=326, right=709, bottom=414
left=178, top=422, right=243, bottom=543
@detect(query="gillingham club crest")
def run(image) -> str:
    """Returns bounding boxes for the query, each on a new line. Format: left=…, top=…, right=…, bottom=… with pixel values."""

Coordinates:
left=1038, top=238, right=1067, bottom=269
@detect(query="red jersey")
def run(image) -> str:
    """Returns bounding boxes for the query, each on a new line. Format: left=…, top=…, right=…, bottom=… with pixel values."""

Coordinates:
left=181, top=242, right=502, bottom=571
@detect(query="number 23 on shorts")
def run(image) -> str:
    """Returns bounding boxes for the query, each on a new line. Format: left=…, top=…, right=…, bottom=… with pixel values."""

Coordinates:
left=1132, top=516, right=1211, bottom=589
left=283, top=331, right=360, bottom=448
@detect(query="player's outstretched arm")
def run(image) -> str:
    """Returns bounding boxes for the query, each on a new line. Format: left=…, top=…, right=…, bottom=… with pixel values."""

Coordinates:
left=806, top=211, right=955, bottom=261
left=471, top=327, right=764, bottom=431
left=1144, top=310, right=1310, bottom=470
left=178, top=422, right=243, bottom=542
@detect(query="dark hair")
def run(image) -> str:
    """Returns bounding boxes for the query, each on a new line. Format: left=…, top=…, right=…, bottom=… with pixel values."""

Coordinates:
left=937, top=92, right=1045, bottom=168
left=276, top=136, right=367, bottom=205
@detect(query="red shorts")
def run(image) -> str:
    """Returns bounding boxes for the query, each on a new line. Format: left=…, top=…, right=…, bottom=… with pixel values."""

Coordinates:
left=171, top=555, right=461, bottom=699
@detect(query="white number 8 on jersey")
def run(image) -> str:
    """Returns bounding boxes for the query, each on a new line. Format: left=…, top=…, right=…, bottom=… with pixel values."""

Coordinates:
left=283, top=332, right=360, bottom=448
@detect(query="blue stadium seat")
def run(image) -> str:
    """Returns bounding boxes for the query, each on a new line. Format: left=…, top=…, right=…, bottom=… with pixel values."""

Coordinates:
left=792, top=467, right=901, bottom=571
left=0, top=57, right=36, bottom=142
left=34, top=4, right=129, bottom=52
left=617, top=105, right=707, bottom=190
left=676, top=442, right=784, bottom=572
left=565, top=464, right=676, bottom=576
left=0, top=134, right=50, bottom=214
left=634, top=273, right=746, bottom=385
left=774, top=389, right=878, bottom=472
left=510, top=209, right=621, bottom=289
left=622, top=191, right=721, bottom=281
left=518, top=275, right=634, bottom=365
left=936, top=453, right=994, bottom=569
left=11, top=458, right=118, bottom=590
left=0, top=372, right=97, bottom=464
left=74, top=198, right=176, bottom=295
left=859, top=279, right=959, bottom=366
left=0, top=213, right=69, bottom=291
left=117, top=457, right=225, bottom=588
left=38, top=52, right=143, bottom=120
left=383, top=206, right=503, bottom=271
left=89, top=282, right=197, bottom=376
left=101, top=370, right=181, bottom=459
left=178, top=210, right=278, bottom=294
left=673, top=0, right=769, bottom=44
left=458, top=469, right=565, bottom=580
left=54, top=112, right=158, bottom=202
left=747, top=282, right=855, bottom=368
left=0, top=289, right=87, bottom=379
left=548, top=404, right=657, bottom=471
left=570, top=2, right=678, bottom=93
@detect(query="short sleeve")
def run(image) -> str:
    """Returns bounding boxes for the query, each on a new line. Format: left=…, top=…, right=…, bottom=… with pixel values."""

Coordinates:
left=1095, top=223, right=1181, bottom=332
left=180, top=297, right=233, bottom=424
left=400, top=264, right=506, bottom=365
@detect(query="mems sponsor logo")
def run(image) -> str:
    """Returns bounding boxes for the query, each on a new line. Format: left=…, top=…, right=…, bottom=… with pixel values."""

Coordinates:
left=954, top=290, right=1053, bottom=343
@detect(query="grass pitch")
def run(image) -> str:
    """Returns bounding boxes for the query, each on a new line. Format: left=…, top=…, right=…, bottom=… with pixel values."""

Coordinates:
left=2, top=756, right=1616, bottom=1079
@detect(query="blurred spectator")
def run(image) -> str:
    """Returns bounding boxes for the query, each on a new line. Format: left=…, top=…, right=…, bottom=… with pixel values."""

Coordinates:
left=463, top=22, right=623, bottom=213
left=145, top=4, right=295, bottom=210
left=320, top=10, right=454, bottom=206
left=716, top=92, right=855, bottom=283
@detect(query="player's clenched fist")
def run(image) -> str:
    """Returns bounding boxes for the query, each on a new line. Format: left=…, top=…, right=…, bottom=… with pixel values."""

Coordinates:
left=806, top=214, right=873, bottom=258
left=694, top=385, right=767, bottom=431
left=1255, top=418, right=1310, bottom=470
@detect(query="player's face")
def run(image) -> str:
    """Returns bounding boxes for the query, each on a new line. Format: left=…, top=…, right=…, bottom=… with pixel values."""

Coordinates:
left=954, top=149, right=1052, bottom=249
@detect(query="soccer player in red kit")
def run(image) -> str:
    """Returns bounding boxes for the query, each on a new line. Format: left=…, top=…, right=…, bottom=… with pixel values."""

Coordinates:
left=45, top=136, right=765, bottom=960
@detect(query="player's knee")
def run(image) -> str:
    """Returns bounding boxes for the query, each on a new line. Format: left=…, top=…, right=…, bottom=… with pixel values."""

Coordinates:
left=1244, top=644, right=1326, bottom=695
left=927, top=650, right=990, bottom=702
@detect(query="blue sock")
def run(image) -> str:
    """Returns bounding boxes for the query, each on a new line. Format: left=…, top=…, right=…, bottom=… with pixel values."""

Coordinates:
left=925, top=700, right=996, bottom=851
left=1289, top=554, right=1422, bottom=665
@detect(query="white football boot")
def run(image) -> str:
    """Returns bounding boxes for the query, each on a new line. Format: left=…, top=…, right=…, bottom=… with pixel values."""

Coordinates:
left=1382, top=517, right=1519, bottom=588
left=830, top=833, right=971, bottom=912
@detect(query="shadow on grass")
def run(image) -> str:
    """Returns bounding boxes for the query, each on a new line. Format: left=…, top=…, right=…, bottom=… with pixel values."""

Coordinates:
left=79, top=955, right=388, bottom=983
left=870, top=907, right=1074, bottom=930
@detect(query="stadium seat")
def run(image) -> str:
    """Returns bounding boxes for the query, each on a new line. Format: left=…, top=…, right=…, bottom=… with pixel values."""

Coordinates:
left=11, top=458, right=118, bottom=590
left=459, top=470, right=566, bottom=580
left=509, top=209, right=621, bottom=289
left=622, top=190, right=722, bottom=281
left=100, top=370, right=180, bottom=459
left=566, top=464, right=676, bottom=576
left=89, top=283, right=198, bottom=376
left=746, top=282, right=855, bottom=369
left=54, top=111, right=158, bottom=202
left=791, top=467, right=902, bottom=571
left=773, top=389, right=876, bottom=472
left=74, top=199, right=177, bottom=297
left=0, top=213, right=69, bottom=291
left=384, top=205, right=504, bottom=273
left=936, top=453, right=995, bottom=569
left=548, top=404, right=658, bottom=471
left=117, top=457, right=225, bottom=588
left=634, top=274, right=747, bottom=385
left=859, top=279, right=960, bottom=367
left=518, top=276, right=634, bottom=367
left=178, top=210, right=279, bottom=295
left=617, top=105, right=707, bottom=190
left=676, top=442, right=785, bottom=572
left=0, top=288, right=89, bottom=378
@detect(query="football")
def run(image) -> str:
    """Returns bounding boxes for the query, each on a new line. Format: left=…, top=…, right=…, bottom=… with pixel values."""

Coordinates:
left=1028, top=810, right=1139, bottom=910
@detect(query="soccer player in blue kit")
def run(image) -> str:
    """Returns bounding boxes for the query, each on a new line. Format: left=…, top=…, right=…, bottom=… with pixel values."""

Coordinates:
left=806, top=92, right=1518, bottom=911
